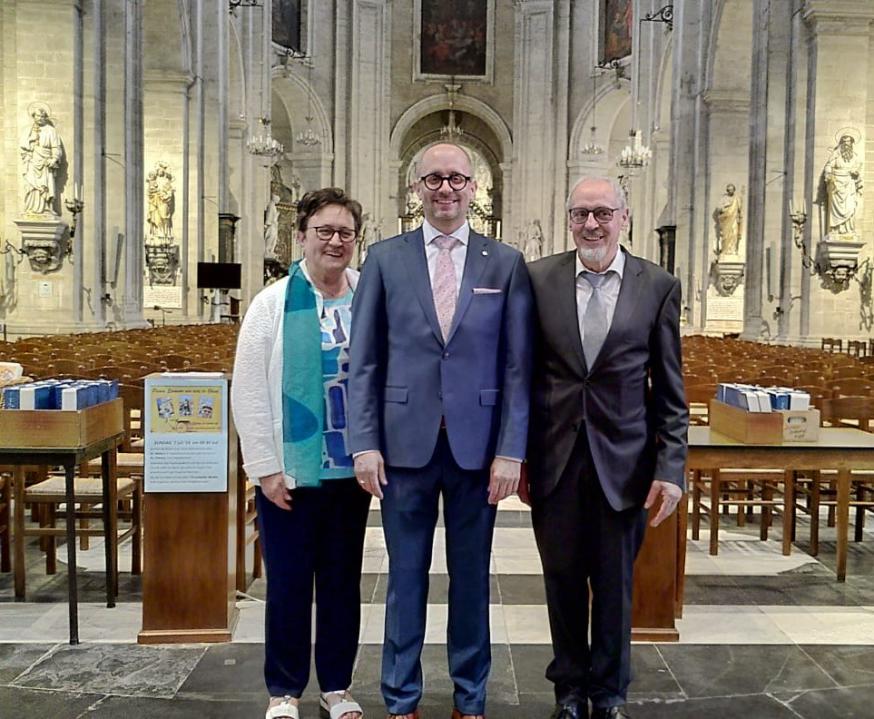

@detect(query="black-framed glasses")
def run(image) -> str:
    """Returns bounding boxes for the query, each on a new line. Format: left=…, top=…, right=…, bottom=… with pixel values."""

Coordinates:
left=568, top=207, right=620, bottom=225
left=420, top=173, right=472, bottom=191
left=309, top=225, right=357, bottom=243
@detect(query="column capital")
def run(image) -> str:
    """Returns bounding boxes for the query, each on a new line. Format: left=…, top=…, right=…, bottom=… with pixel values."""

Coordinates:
left=803, top=0, right=874, bottom=34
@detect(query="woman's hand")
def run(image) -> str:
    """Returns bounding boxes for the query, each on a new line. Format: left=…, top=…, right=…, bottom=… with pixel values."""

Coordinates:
left=260, top=472, right=292, bottom=510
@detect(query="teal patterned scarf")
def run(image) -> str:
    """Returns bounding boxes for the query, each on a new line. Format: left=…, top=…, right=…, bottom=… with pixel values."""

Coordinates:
left=281, top=261, right=324, bottom=488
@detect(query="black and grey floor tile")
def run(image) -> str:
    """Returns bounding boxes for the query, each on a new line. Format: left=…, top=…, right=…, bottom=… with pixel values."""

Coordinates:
left=1, top=497, right=873, bottom=717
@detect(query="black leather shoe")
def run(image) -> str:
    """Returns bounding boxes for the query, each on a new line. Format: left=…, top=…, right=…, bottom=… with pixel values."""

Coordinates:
left=549, top=700, right=586, bottom=719
left=591, top=706, right=630, bottom=718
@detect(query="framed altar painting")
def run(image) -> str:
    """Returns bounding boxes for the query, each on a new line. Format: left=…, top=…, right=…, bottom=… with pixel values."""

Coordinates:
left=414, top=0, right=495, bottom=82
left=273, top=0, right=302, bottom=53
left=602, top=0, right=632, bottom=63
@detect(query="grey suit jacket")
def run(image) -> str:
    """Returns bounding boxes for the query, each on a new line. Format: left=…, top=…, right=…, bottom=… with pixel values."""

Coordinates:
left=526, top=248, right=688, bottom=511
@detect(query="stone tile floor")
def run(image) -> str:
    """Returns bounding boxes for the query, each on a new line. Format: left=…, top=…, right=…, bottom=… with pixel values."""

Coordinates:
left=1, top=499, right=873, bottom=717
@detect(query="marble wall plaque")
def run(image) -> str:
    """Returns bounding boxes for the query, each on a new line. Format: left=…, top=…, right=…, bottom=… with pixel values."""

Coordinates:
left=144, top=284, right=183, bottom=309
left=706, top=292, right=744, bottom=322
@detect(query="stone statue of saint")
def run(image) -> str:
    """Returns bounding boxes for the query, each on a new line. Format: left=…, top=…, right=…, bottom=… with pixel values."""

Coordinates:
left=356, top=213, right=380, bottom=266
left=264, top=193, right=280, bottom=258
left=523, top=219, right=544, bottom=262
left=821, top=133, right=863, bottom=238
left=268, top=164, right=301, bottom=264
left=146, top=162, right=175, bottom=241
left=20, top=103, right=64, bottom=217
left=713, top=183, right=743, bottom=257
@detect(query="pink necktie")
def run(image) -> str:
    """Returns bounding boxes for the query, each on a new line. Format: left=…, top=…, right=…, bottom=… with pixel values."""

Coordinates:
left=433, top=235, right=459, bottom=340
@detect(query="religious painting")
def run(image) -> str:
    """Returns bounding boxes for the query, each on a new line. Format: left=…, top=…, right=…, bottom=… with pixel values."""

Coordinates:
left=415, top=0, right=494, bottom=81
left=273, top=0, right=302, bottom=53
left=603, top=0, right=632, bottom=63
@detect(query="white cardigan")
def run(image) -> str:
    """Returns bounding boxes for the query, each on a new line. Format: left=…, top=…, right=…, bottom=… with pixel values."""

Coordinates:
left=231, top=263, right=360, bottom=488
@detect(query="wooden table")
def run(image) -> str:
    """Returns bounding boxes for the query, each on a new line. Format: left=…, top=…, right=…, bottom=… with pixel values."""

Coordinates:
left=688, top=426, right=874, bottom=581
left=1, top=433, right=125, bottom=644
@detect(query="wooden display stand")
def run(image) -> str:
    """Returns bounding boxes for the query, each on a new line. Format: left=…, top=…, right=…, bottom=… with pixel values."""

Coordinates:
left=631, top=507, right=685, bottom=641
left=138, top=385, right=239, bottom=644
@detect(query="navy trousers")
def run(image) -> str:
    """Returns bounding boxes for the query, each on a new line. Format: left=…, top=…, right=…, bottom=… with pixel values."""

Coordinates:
left=532, top=428, right=648, bottom=709
left=380, top=431, right=497, bottom=715
left=257, top=479, right=371, bottom=698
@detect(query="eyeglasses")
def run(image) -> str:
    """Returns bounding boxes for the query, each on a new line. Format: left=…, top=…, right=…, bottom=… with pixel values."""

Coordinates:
left=309, top=225, right=357, bottom=243
left=420, top=173, right=472, bottom=191
left=568, top=207, right=620, bottom=225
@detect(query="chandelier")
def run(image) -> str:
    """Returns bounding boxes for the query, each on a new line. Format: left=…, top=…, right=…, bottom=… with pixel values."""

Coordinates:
left=582, top=125, right=604, bottom=156
left=247, top=117, right=284, bottom=160
left=440, top=109, right=464, bottom=140
left=439, top=82, right=464, bottom=140
left=296, top=116, right=321, bottom=147
left=618, top=130, right=652, bottom=169
left=295, top=61, right=322, bottom=147
left=582, top=68, right=604, bottom=155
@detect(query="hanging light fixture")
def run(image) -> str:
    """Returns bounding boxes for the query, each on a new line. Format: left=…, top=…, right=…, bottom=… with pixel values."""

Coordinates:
left=582, top=69, right=604, bottom=156
left=247, top=117, right=284, bottom=160
left=439, top=82, right=464, bottom=140
left=296, top=62, right=322, bottom=147
left=617, top=4, right=656, bottom=170
left=618, top=129, right=652, bottom=169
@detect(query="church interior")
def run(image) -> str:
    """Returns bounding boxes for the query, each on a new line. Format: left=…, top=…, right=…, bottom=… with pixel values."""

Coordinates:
left=1, top=1, right=874, bottom=718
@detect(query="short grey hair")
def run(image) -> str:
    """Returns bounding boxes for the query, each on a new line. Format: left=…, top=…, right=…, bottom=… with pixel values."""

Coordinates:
left=412, top=142, right=474, bottom=178
left=566, top=176, right=628, bottom=211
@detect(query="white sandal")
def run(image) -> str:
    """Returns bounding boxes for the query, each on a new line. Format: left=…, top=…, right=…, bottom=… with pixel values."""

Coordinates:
left=319, top=689, right=364, bottom=719
left=266, top=695, right=300, bottom=719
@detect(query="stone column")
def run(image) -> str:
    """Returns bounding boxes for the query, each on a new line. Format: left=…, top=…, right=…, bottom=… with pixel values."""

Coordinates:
left=550, top=0, right=572, bottom=249
left=122, top=0, right=146, bottom=327
left=350, top=0, right=392, bottom=232
left=72, top=0, right=84, bottom=322
left=511, top=0, right=557, bottom=253
left=741, top=0, right=773, bottom=340
left=333, top=1, right=351, bottom=189
left=92, top=0, right=107, bottom=325
left=667, top=0, right=711, bottom=329
left=217, top=0, right=230, bottom=224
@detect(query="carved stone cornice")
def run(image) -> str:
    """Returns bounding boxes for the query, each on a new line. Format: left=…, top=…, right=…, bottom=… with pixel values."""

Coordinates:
left=702, top=89, right=750, bottom=115
left=803, top=0, right=874, bottom=35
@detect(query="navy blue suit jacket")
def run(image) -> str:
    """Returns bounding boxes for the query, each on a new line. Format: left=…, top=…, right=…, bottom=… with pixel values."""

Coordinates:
left=348, top=227, right=533, bottom=471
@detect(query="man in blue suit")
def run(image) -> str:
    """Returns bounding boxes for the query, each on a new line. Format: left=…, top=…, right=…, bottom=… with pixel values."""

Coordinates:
left=349, top=142, right=533, bottom=719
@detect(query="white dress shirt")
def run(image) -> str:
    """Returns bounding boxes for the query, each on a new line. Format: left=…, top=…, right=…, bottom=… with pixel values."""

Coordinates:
left=423, top=219, right=469, bottom=293
left=576, top=248, right=625, bottom=344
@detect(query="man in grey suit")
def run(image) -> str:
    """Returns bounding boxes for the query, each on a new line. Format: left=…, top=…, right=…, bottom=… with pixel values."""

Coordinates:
left=348, top=143, right=533, bottom=719
left=524, top=177, right=688, bottom=719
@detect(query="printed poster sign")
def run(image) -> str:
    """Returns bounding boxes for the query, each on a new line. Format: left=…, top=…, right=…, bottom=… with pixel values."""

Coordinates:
left=144, top=373, right=228, bottom=493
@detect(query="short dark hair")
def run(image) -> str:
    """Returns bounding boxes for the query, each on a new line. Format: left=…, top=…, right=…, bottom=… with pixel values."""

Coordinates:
left=296, top=187, right=363, bottom=235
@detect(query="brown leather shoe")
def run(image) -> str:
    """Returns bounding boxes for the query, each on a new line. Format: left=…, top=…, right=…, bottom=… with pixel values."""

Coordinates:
left=387, top=712, right=420, bottom=719
left=450, top=710, right=485, bottom=719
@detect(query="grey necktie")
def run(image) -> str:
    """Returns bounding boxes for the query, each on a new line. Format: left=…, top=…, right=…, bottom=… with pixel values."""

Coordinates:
left=581, top=272, right=610, bottom=368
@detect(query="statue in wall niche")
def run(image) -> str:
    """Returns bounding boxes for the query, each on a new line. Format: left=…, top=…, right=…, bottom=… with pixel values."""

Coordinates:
left=355, top=212, right=381, bottom=267
left=713, top=183, right=743, bottom=257
left=523, top=219, right=544, bottom=262
left=268, top=164, right=301, bottom=265
left=264, top=192, right=280, bottom=258
left=146, top=162, right=175, bottom=241
left=820, top=132, right=863, bottom=239
left=20, top=103, right=64, bottom=217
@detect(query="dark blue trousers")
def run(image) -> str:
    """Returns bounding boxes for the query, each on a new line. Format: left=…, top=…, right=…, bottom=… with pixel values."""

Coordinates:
left=257, top=479, right=371, bottom=698
left=380, top=431, right=497, bottom=715
left=532, top=429, right=648, bottom=709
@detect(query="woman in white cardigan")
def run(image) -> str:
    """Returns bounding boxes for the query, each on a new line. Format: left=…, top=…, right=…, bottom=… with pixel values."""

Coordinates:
left=233, top=188, right=370, bottom=719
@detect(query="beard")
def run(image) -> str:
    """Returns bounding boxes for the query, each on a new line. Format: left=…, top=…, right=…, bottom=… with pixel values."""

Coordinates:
left=578, top=243, right=609, bottom=263
left=840, top=146, right=854, bottom=162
